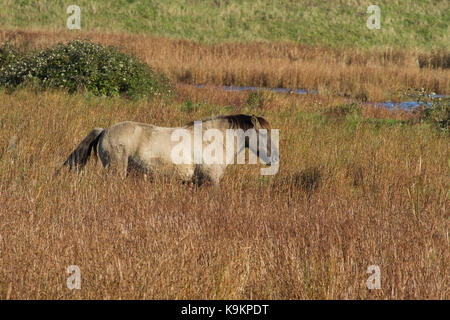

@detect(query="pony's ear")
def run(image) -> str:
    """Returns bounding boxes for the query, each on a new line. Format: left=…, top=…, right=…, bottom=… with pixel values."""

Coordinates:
left=251, top=115, right=261, bottom=129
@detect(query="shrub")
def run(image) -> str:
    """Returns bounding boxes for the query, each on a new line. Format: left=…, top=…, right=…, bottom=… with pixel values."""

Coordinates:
left=405, top=88, right=449, bottom=131
left=0, top=42, right=23, bottom=69
left=0, top=39, right=173, bottom=99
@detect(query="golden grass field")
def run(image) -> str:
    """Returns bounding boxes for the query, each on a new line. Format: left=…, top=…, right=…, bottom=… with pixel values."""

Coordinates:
left=0, top=30, right=448, bottom=299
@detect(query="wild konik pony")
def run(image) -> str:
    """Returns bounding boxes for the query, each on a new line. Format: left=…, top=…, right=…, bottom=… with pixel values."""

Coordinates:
left=61, top=114, right=278, bottom=186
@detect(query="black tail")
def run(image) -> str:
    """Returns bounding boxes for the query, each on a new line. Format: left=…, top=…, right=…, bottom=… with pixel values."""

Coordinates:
left=62, top=128, right=104, bottom=171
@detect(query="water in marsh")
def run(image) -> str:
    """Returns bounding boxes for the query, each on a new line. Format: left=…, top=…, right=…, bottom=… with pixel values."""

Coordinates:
left=194, top=84, right=444, bottom=110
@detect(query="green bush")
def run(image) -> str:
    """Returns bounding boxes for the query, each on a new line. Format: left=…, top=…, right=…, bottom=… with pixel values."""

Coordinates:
left=0, top=39, right=173, bottom=99
left=0, top=42, right=23, bottom=69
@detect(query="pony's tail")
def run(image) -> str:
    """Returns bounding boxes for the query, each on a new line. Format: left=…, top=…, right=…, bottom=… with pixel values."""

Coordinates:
left=60, top=128, right=104, bottom=172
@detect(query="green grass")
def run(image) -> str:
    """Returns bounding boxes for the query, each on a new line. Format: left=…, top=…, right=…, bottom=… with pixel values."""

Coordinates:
left=2, top=0, right=449, bottom=48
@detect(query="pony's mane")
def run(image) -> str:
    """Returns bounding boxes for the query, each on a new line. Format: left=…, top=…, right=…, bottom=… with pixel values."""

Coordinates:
left=185, top=114, right=271, bottom=130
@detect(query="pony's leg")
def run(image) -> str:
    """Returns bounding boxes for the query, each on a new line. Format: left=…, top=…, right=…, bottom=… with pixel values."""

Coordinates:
left=191, top=166, right=208, bottom=186
left=209, top=174, right=222, bottom=190
left=97, top=135, right=128, bottom=178
left=206, top=164, right=224, bottom=189
left=108, top=146, right=129, bottom=179
left=117, top=151, right=129, bottom=179
left=192, top=165, right=222, bottom=189
left=98, top=140, right=111, bottom=170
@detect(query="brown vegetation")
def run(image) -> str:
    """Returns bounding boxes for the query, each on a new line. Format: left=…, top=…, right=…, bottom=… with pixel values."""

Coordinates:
left=0, top=85, right=448, bottom=299
left=1, top=29, right=449, bottom=102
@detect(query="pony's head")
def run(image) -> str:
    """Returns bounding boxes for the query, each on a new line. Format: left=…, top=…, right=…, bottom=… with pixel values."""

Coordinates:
left=185, top=114, right=279, bottom=168
left=223, top=114, right=279, bottom=167
left=248, top=115, right=279, bottom=167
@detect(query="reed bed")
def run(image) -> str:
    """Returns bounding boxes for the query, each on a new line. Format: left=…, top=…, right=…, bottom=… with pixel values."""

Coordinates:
left=0, top=87, right=448, bottom=299
left=1, top=29, right=449, bottom=102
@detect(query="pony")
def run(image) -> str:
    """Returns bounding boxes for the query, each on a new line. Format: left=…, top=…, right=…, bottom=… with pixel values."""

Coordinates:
left=61, top=114, right=278, bottom=186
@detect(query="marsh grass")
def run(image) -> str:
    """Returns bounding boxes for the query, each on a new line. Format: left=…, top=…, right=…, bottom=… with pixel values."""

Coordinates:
left=0, top=87, right=448, bottom=299
left=0, top=21, right=448, bottom=299
left=0, top=29, right=448, bottom=102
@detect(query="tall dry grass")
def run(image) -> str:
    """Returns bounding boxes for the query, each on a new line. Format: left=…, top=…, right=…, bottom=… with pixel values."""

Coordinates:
left=0, top=86, right=448, bottom=299
left=1, top=29, right=449, bottom=102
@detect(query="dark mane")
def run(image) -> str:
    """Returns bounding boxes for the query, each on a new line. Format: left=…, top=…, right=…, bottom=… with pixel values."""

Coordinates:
left=185, top=114, right=271, bottom=130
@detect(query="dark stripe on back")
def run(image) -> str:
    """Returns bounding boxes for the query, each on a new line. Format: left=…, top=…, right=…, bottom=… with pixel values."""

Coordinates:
left=185, top=114, right=270, bottom=130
